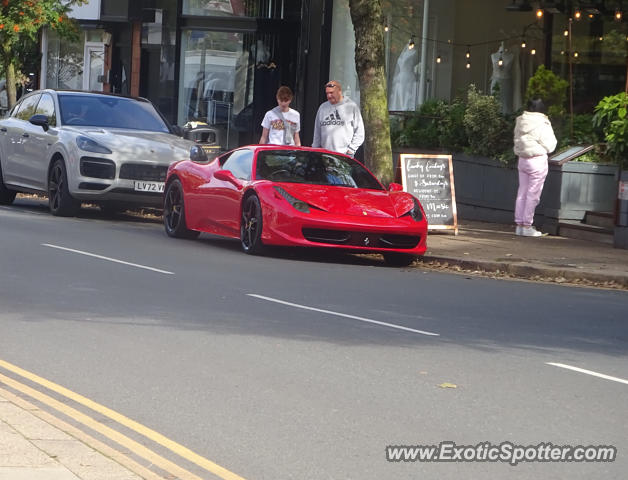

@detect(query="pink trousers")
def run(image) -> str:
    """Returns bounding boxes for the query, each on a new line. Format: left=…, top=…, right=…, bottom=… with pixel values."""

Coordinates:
left=514, top=155, right=548, bottom=226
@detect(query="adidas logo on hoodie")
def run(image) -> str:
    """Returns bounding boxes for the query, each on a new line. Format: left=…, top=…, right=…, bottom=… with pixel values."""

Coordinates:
left=321, top=110, right=345, bottom=127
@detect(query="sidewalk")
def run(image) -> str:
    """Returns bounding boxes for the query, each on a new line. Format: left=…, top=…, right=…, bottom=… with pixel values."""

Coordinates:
left=0, top=390, right=147, bottom=480
left=421, top=220, right=628, bottom=289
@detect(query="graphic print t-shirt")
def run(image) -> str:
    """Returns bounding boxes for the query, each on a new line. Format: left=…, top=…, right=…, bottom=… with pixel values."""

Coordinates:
left=261, top=108, right=300, bottom=145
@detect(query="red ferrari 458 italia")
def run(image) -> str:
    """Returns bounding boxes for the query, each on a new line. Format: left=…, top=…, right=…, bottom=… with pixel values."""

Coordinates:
left=163, top=145, right=427, bottom=266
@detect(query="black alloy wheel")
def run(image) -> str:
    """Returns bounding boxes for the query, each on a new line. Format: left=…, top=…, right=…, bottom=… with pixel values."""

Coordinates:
left=0, top=162, right=17, bottom=205
left=163, top=179, right=199, bottom=239
left=383, top=252, right=416, bottom=267
left=48, top=159, right=80, bottom=216
left=241, top=194, right=264, bottom=254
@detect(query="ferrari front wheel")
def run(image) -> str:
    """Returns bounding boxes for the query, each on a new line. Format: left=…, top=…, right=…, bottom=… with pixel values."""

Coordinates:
left=383, top=252, right=416, bottom=267
left=163, top=179, right=199, bottom=239
left=241, top=194, right=264, bottom=254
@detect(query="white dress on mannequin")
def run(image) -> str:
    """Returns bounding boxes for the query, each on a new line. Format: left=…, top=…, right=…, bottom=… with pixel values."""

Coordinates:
left=389, top=44, right=419, bottom=111
left=490, top=43, right=515, bottom=114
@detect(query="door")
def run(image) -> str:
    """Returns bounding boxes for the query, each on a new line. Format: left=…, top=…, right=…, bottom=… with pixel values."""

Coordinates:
left=84, top=44, right=105, bottom=92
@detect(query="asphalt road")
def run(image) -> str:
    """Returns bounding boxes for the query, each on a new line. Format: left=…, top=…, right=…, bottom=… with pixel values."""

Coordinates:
left=1, top=196, right=627, bottom=480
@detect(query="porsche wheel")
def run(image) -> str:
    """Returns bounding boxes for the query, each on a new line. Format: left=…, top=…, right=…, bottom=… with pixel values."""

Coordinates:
left=0, top=162, right=16, bottom=205
left=241, top=194, right=264, bottom=254
left=164, top=179, right=199, bottom=239
left=383, top=252, right=416, bottom=267
left=48, top=159, right=80, bottom=216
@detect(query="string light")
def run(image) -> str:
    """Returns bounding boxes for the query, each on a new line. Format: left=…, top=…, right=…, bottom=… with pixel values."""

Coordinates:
left=563, top=29, right=569, bottom=36
left=465, top=46, right=471, bottom=59
left=615, top=9, right=623, bottom=21
left=436, top=55, right=442, bottom=64
left=408, top=36, right=415, bottom=49
left=574, top=8, right=581, bottom=19
left=384, top=25, right=389, bottom=32
left=521, top=37, right=527, bottom=48
left=536, top=8, right=543, bottom=18
left=466, top=61, right=471, bottom=69
left=498, top=55, right=504, bottom=67
left=531, top=48, right=536, bottom=55
left=574, top=51, right=579, bottom=57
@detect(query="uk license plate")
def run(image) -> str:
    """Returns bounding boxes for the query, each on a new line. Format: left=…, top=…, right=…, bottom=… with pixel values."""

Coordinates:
left=134, top=181, right=165, bottom=193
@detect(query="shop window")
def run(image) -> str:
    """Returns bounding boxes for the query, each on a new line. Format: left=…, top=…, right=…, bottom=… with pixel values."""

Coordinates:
left=45, top=29, right=84, bottom=90
left=182, top=0, right=301, bottom=19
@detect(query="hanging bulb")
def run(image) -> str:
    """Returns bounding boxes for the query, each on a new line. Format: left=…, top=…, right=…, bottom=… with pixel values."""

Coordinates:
left=436, top=55, right=442, bottom=64
left=531, top=48, right=537, bottom=55
left=536, top=8, right=544, bottom=18
left=616, top=10, right=623, bottom=21
left=574, top=51, right=579, bottom=57
left=384, top=25, right=389, bottom=32
left=563, top=29, right=569, bottom=36
left=521, top=37, right=527, bottom=48
left=574, top=9, right=581, bottom=19
left=466, top=61, right=471, bottom=69
left=465, top=47, right=471, bottom=59
left=498, top=55, right=504, bottom=67
left=408, top=36, right=415, bottom=49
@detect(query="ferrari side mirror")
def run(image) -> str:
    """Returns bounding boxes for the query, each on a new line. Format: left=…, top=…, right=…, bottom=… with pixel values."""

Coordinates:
left=214, top=169, right=243, bottom=189
left=389, top=182, right=403, bottom=192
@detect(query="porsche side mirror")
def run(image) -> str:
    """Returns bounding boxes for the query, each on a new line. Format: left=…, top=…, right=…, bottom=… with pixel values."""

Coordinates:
left=29, top=114, right=50, bottom=132
left=214, top=169, right=243, bottom=189
left=189, top=145, right=208, bottom=163
left=389, top=182, right=403, bottom=192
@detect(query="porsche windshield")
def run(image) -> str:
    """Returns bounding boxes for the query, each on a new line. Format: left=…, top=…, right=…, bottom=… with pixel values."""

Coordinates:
left=58, top=94, right=170, bottom=132
left=255, top=150, right=384, bottom=190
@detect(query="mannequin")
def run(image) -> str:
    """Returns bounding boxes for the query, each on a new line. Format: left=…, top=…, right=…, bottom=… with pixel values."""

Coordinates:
left=389, top=44, right=419, bottom=111
left=490, top=42, right=515, bottom=114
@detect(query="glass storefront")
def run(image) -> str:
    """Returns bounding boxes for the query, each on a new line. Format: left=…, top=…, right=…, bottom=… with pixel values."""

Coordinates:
left=45, top=30, right=86, bottom=90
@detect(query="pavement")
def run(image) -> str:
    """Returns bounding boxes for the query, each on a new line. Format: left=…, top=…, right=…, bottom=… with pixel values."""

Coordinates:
left=1, top=219, right=627, bottom=480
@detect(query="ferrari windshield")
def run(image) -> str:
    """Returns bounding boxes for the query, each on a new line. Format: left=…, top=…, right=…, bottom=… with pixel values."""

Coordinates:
left=58, top=94, right=170, bottom=132
left=255, top=150, right=384, bottom=190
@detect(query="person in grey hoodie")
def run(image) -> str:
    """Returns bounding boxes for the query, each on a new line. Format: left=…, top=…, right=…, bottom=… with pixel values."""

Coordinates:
left=513, top=98, right=557, bottom=237
left=312, top=80, right=365, bottom=157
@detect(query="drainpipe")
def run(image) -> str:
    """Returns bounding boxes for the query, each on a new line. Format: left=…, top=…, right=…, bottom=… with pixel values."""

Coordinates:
left=417, top=0, right=429, bottom=106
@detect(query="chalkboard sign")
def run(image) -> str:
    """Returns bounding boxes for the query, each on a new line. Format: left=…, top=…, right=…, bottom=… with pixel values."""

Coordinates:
left=399, top=154, right=458, bottom=233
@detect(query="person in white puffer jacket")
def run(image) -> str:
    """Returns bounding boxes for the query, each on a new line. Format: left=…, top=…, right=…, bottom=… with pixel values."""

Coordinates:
left=513, top=98, right=557, bottom=237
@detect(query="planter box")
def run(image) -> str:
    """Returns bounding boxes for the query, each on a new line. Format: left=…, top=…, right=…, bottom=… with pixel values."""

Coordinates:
left=448, top=153, right=619, bottom=229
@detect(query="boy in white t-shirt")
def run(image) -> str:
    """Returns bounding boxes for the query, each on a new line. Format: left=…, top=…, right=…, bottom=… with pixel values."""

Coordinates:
left=259, top=86, right=301, bottom=146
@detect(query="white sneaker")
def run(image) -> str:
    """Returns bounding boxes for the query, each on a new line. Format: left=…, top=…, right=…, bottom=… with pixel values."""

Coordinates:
left=521, top=226, right=543, bottom=237
left=515, top=225, right=523, bottom=235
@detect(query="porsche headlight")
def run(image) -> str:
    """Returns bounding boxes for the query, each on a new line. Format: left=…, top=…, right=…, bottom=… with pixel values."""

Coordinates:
left=274, top=186, right=310, bottom=213
left=401, top=197, right=423, bottom=222
left=76, top=136, right=112, bottom=154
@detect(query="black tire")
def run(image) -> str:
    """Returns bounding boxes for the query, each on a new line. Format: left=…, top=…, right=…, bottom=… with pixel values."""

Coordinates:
left=383, top=252, right=416, bottom=267
left=0, top=162, right=17, bottom=205
left=163, top=179, right=199, bottom=239
left=241, top=194, right=264, bottom=254
left=48, top=159, right=80, bottom=216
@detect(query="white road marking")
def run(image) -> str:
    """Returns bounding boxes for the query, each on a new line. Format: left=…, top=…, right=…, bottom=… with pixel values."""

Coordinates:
left=247, top=294, right=440, bottom=336
left=547, top=362, right=628, bottom=385
left=42, top=243, right=174, bottom=275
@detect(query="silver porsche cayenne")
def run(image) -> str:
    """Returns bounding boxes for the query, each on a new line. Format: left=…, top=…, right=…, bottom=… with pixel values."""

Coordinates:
left=0, top=90, right=194, bottom=216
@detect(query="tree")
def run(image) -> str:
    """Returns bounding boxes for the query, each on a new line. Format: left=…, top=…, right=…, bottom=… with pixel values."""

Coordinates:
left=348, top=0, right=394, bottom=185
left=0, top=0, right=85, bottom=108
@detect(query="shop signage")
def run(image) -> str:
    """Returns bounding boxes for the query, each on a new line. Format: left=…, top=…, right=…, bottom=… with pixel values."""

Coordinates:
left=399, top=154, right=458, bottom=234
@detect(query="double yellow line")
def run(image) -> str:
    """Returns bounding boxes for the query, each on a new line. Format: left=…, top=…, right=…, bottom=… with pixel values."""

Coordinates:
left=0, top=358, right=247, bottom=480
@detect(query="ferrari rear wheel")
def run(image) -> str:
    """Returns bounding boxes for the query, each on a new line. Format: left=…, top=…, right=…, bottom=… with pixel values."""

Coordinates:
left=241, top=194, right=264, bottom=254
left=163, top=179, right=199, bottom=239
left=383, top=252, right=416, bottom=267
left=48, top=159, right=80, bottom=217
left=0, top=162, right=17, bottom=205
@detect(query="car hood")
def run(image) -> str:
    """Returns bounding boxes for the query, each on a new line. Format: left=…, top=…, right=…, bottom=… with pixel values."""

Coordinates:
left=278, top=184, right=403, bottom=218
left=67, top=127, right=194, bottom=161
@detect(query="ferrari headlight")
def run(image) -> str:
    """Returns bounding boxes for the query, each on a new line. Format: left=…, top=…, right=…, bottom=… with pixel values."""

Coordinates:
left=274, top=186, right=310, bottom=213
left=76, top=136, right=112, bottom=154
left=402, top=197, right=423, bottom=222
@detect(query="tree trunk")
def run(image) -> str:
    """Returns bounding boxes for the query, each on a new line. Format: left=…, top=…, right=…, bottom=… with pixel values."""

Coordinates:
left=6, top=62, right=18, bottom=109
left=348, top=0, right=393, bottom=185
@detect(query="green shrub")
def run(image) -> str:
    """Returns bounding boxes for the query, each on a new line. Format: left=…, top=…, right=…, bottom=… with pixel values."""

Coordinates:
left=593, top=91, right=628, bottom=167
left=463, top=85, right=511, bottom=159
left=525, top=65, right=569, bottom=119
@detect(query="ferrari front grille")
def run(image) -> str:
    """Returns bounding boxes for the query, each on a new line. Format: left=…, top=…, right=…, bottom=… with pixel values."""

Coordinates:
left=119, top=164, right=168, bottom=181
left=302, top=228, right=420, bottom=249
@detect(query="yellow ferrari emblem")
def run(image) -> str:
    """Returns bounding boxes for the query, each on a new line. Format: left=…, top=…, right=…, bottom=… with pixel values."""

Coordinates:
left=362, top=211, right=367, bottom=215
